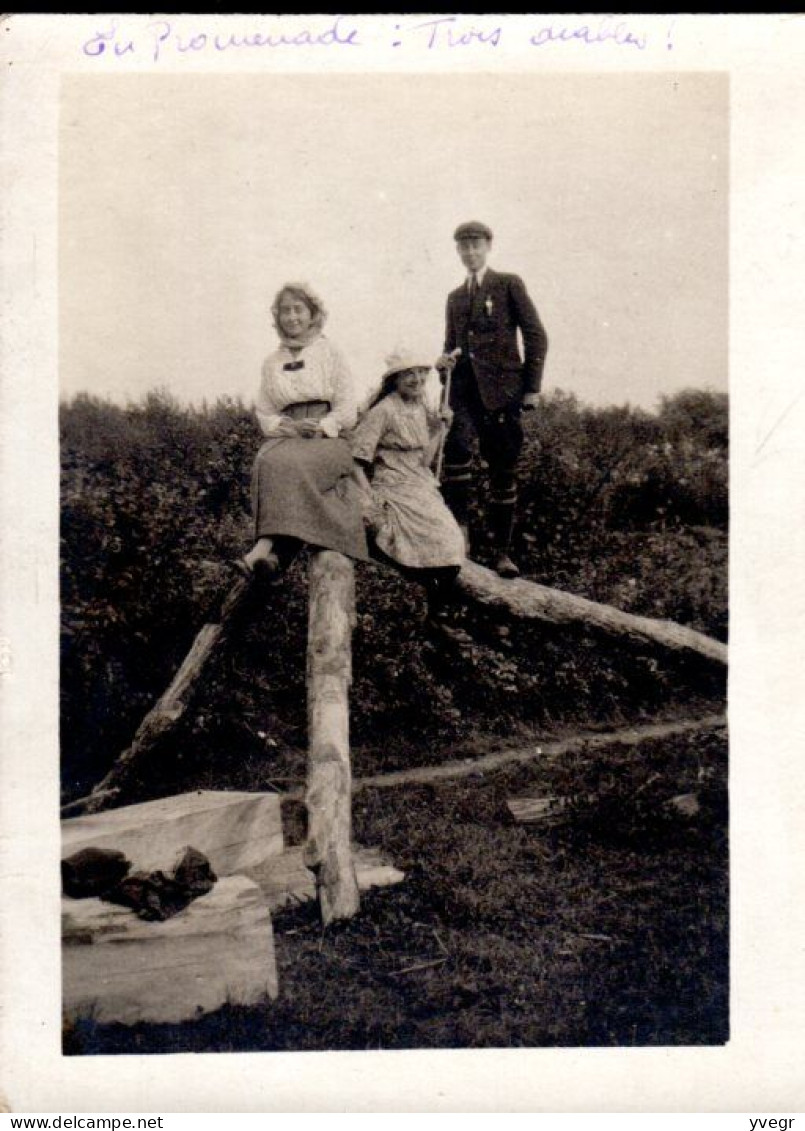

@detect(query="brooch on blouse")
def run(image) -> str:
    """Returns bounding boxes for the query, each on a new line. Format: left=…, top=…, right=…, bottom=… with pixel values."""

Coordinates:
left=283, top=360, right=305, bottom=372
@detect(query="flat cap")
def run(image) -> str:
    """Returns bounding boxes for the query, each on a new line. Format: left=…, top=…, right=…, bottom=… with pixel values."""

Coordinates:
left=454, top=220, right=493, bottom=242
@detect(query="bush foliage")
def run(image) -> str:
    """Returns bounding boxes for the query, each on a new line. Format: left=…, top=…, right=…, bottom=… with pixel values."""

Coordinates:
left=60, top=388, right=727, bottom=802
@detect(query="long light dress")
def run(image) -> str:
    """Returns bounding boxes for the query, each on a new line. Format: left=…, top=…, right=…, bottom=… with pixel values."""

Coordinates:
left=251, top=334, right=369, bottom=561
left=349, top=392, right=466, bottom=570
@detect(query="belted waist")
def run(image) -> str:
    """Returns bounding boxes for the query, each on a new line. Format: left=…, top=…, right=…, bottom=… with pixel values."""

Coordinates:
left=282, top=400, right=331, bottom=421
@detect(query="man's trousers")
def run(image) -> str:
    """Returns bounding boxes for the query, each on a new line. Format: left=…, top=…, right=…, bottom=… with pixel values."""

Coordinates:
left=440, top=366, right=523, bottom=552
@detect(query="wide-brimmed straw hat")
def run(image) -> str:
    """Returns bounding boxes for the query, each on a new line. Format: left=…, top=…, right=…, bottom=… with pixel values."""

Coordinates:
left=381, top=348, right=434, bottom=382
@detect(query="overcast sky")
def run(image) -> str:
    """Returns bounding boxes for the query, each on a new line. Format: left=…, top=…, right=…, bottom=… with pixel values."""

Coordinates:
left=60, top=72, right=727, bottom=411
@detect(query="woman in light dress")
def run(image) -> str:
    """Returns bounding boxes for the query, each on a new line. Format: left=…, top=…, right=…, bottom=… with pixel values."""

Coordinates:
left=236, top=282, right=369, bottom=579
left=350, top=348, right=466, bottom=623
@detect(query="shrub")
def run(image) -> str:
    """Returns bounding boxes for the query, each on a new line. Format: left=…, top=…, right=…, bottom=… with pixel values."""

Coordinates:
left=60, top=388, right=727, bottom=800
left=657, top=388, right=728, bottom=450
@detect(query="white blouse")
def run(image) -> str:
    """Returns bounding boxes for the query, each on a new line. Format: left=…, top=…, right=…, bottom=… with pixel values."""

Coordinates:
left=256, top=335, right=358, bottom=439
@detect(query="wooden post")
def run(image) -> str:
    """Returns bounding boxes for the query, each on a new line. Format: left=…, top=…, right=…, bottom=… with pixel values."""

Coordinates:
left=303, top=550, right=360, bottom=924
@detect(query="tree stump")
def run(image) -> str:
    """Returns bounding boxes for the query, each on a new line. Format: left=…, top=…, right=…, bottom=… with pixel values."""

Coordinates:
left=303, top=550, right=360, bottom=924
left=62, top=875, right=278, bottom=1026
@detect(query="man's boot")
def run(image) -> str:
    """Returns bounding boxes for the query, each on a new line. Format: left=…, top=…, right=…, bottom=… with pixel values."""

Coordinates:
left=489, top=494, right=519, bottom=579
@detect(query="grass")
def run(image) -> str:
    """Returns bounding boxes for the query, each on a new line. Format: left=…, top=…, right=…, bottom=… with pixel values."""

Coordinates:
left=64, top=724, right=728, bottom=1053
left=59, top=388, right=728, bottom=1052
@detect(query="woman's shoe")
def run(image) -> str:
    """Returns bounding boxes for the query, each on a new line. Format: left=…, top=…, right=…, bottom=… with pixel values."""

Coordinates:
left=229, top=553, right=281, bottom=582
left=427, top=619, right=473, bottom=647
left=426, top=605, right=473, bottom=647
left=252, top=552, right=281, bottom=581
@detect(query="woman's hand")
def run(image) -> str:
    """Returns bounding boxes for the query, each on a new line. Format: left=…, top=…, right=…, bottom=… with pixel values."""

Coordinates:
left=276, top=416, right=301, bottom=437
left=352, top=462, right=383, bottom=530
left=363, top=498, right=386, bottom=531
left=275, top=417, right=322, bottom=438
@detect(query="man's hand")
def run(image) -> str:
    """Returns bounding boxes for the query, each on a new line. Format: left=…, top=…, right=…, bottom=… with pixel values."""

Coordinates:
left=296, top=419, right=323, bottom=438
left=435, top=349, right=462, bottom=374
left=439, top=406, right=454, bottom=427
left=521, top=392, right=541, bottom=413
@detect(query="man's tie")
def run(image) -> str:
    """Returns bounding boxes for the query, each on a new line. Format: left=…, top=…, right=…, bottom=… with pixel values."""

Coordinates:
left=468, top=272, right=478, bottom=310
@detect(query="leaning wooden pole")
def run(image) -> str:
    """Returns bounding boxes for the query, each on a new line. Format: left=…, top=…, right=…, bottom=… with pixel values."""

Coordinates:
left=61, top=575, right=254, bottom=817
left=456, top=561, right=727, bottom=665
left=303, top=550, right=360, bottom=924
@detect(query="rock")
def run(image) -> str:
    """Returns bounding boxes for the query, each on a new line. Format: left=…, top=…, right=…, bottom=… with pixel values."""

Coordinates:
left=62, top=875, right=277, bottom=1026
left=62, top=790, right=283, bottom=878
left=352, top=845, right=406, bottom=894
left=248, top=845, right=405, bottom=911
left=100, top=870, right=190, bottom=922
left=668, top=792, right=701, bottom=819
left=61, top=847, right=132, bottom=898
left=172, top=846, right=217, bottom=896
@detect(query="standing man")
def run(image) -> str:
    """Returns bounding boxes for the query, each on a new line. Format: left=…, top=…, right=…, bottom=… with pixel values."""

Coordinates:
left=437, top=221, right=548, bottom=578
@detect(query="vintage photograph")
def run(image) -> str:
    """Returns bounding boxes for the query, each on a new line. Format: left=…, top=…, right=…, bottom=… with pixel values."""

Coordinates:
left=57, top=70, right=728, bottom=1055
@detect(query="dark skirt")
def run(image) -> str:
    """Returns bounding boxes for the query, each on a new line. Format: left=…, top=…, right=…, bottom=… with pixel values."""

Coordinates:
left=251, top=436, right=370, bottom=562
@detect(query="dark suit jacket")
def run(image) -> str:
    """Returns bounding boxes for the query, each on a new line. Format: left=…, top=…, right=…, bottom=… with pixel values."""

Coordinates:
left=444, top=268, right=548, bottom=413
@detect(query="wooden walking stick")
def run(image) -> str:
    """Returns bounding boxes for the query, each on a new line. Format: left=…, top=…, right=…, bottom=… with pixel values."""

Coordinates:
left=434, top=347, right=461, bottom=482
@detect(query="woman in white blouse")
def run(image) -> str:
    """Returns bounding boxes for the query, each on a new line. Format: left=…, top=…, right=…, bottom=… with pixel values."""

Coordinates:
left=237, top=282, right=369, bottom=578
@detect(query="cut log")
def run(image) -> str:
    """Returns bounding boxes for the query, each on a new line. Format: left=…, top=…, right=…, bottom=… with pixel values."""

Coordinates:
left=62, top=790, right=284, bottom=877
left=457, top=560, right=727, bottom=665
left=62, top=575, right=253, bottom=816
left=303, top=550, right=360, bottom=924
left=510, top=790, right=706, bottom=825
left=249, top=844, right=404, bottom=911
left=507, top=796, right=569, bottom=824
left=62, top=875, right=277, bottom=1026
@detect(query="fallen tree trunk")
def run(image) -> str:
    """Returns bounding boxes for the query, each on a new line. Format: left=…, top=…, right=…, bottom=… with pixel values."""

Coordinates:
left=303, top=550, right=360, bottom=925
left=456, top=561, right=727, bottom=666
left=62, top=575, right=253, bottom=817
